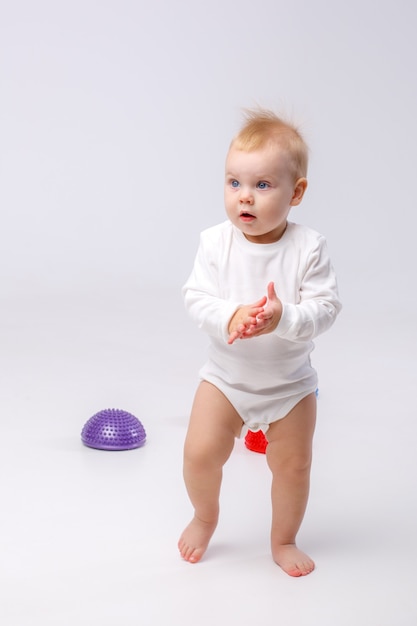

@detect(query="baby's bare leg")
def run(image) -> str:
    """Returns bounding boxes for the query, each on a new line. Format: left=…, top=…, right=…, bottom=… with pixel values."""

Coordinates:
left=178, top=381, right=242, bottom=563
left=266, top=392, right=316, bottom=577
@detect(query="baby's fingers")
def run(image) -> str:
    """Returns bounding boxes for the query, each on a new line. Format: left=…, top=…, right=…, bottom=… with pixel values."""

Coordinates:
left=256, top=310, right=272, bottom=322
left=227, top=323, right=246, bottom=344
left=227, top=330, right=240, bottom=345
left=248, top=306, right=265, bottom=319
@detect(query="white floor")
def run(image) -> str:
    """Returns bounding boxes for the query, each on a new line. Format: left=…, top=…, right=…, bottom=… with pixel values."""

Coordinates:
left=1, top=287, right=416, bottom=626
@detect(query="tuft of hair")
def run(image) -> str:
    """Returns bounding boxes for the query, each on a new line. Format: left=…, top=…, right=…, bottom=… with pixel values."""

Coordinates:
left=231, top=108, right=309, bottom=180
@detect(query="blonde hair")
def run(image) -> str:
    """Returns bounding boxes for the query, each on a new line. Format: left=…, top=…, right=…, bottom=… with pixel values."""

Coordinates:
left=231, top=108, right=309, bottom=180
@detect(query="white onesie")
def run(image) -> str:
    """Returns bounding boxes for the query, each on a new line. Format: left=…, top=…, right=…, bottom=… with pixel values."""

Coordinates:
left=183, top=220, right=342, bottom=436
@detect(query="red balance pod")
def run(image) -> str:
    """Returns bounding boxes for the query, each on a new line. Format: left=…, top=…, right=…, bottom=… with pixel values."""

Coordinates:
left=244, top=429, right=268, bottom=454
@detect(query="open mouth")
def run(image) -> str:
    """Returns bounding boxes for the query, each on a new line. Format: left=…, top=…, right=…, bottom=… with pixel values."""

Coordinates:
left=239, top=211, right=256, bottom=221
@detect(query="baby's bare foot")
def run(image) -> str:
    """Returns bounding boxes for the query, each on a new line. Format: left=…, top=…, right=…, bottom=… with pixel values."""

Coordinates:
left=272, top=544, right=315, bottom=577
left=178, top=516, right=217, bottom=563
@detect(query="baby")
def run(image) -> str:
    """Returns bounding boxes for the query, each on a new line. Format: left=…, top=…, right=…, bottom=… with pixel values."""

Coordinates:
left=178, top=109, right=342, bottom=576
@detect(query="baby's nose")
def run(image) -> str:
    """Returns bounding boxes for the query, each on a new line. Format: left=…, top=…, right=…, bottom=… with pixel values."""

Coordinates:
left=239, top=189, right=254, bottom=204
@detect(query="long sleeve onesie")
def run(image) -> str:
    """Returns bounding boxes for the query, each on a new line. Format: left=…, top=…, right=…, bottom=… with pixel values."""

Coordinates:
left=183, top=220, right=342, bottom=434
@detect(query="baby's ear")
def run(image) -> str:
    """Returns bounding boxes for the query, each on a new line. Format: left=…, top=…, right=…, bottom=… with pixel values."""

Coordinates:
left=291, top=178, right=308, bottom=205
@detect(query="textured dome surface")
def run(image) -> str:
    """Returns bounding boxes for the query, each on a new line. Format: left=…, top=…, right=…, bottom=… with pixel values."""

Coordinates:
left=81, top=409, right=146, bottom=451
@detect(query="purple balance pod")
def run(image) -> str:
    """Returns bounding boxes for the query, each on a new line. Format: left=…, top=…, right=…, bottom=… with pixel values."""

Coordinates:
left=81, top=408, right=146, bottom=451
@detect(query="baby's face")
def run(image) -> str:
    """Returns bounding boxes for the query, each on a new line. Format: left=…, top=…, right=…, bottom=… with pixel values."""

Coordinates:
left=224, top=144, right=306, bottom=244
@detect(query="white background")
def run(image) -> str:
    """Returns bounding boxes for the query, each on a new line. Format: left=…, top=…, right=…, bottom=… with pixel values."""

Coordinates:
left=1, top=0, right=416, bottom=304
left=1, top=1, right=416, bottom=624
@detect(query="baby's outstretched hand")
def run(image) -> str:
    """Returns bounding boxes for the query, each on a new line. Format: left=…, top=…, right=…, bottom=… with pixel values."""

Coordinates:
left=227, top=295, right=267, bottom=345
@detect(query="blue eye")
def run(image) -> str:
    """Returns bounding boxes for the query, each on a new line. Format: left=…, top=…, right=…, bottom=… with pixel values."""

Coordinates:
left=230, top=179, right=240, bottom=188
left=257, top=181, right=269, bottom=189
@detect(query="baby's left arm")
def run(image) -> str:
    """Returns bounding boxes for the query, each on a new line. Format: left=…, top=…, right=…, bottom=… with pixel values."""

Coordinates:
left=273, top=236, right=342, bottom=342
left=230, top=236, right=342, bottom=344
